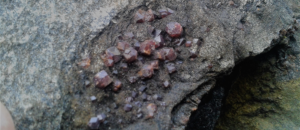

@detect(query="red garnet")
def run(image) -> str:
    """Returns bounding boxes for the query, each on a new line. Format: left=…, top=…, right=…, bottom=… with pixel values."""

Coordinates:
left=166, top=22, right=183, bottom=38
left=100, top=53, right=114, bottom=67
left=113, top=79, right=122, bottom=92
left=138, top=64, right=154, bottom=79
left=164, top=48, right=177, bottom=61
left=123, top=47, right=138, bottom=62
left=145, top=9, right=155, bottom=22
left=117, top=41, right=130, bottom=51
left=154, top=49, right=166, bottom=60
left=106, top=47, right=122, bottom=63
left=185, top=41, right=192, bottom=47
left=150, top=60, right=159, bottom=70
left=134, top=9, right=145, bottom=23
left=94, top=70, right=113, bottom=88
left=140, top=40, right=155, bottom=55
left=78, top=57, right=91, bottom=69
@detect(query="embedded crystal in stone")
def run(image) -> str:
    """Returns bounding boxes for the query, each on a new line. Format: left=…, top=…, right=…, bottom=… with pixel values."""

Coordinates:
left=150, top=60, right=159, bottom=70
left=138, top=64, right=154, bottom=79
left=140, top=40, right=155, bottom=55
left=124, top=32, right=134, bottom=39
left=164, top=48, right=177, bottom=61
left=147, top=103, right=157, bottom=117
left=147, top=25, right=155, bottom=35
left=94, top=70, right=113, bottom=88
left=154, top=35, right=164, bottom=48
left=88, top=117, right=99, bottom=129
left=134, top=9, right=145, bottom=23
left=113, top=79, right=122, bottom=92
left=117, top=41, right=130, bottom=51
left=128, top=76, right=138, bottom=83
left=154, top=49, right=166, bottom=60
left=106, top=47, right=122, bottom=63
left=185, top=41, right=192, bottom=47
left=78, top=57, right=91, bottom=69
left=100, top=53, right=114, bottom=67
left=134, top=40, right=140, bottom=50
left=139, top=85, right=147, bottom=92
left=166, top=64, right=176, bottom=74
left=123, top=47, right=138, bottom=63
left=173, top=38, right=185, bottom=46
left=166, top=22, right=183, bottom=38
left=145, top=9, right=155, bottom=22
left=158, top=8, right=174, bottom=18
left=124, top=104, right=133, bottom=112
left=97, top=114, right=106, bottom=123
left=152, top=29, right=162, bottom=37
left=163, top=80, right=170, bottom=88
left=120, top=63, right=128, bottom=70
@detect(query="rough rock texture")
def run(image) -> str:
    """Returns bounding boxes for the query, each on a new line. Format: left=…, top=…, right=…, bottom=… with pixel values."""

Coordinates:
left=0, top=0, right=133, bottom=129
left=215, top=19, right=300, bottom=130
left=0, top=0, right=299, bottom=130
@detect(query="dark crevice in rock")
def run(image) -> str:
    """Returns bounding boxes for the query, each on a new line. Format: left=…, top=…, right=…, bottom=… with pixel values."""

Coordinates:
left=186, top=33, right=297, bottom=130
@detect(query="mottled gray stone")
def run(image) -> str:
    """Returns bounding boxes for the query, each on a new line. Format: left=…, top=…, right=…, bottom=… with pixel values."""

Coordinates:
left=0, top=0, right=131, bottom=129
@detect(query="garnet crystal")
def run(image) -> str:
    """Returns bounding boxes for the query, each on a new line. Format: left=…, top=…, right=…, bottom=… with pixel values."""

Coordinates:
left=164, top=48, right=177, bottom=61
left=94, top=70, right=113, bottom=88
left=106, top=47, right=122, bottom=63
left=113, top=79, right=122, bottom=92
left=138, top=64, right=154, bottom=79
left=145, top=9, right=155, bottom=22
left=134, top=9, right=145, bottom=23
left=140, top=40, right=155, bottom=55
left=117, top=41, right=130, bottom=51
left=166, top=22, right=183, bottom=38
left=123, top=47, right=138, bottom=63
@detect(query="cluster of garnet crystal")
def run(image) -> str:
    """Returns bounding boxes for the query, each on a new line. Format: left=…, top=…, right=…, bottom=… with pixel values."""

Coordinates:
left=84, top=7, right=200, bottom=129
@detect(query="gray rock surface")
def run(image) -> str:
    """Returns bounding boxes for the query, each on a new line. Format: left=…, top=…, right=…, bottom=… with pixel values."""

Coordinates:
left=0, top=0, right=133, bottom=129
left=0, top=0, right=299, bottom=130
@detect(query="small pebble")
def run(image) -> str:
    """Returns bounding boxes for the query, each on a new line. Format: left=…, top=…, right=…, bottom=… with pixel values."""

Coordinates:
left=142, top=93, right=147, bottom=101
left=153, top=94, right=163, bottom=101
left=97, top=114, right=106, bottom=123
left=139, top=85, right=147, bottom=92
left=90, top=96, right=97, bottom=101
left=135, top=101, right=143, bottom=108
left=88, top=117, right=99, bottom=129
left=125, top=97, right=133, bottom=103
left=163, top=80, right=170, bottom=88
left=124, top=104, right=133, bottom=112
left=137, top=113, right=143, bottom=119
left=132, top=91, right=138, bottom=98
left=147, top=103, right=157, bottom=117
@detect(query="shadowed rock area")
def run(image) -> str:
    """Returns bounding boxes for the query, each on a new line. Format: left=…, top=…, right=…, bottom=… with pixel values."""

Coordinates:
left=0, top=0, right=299, bottom=130
left=214, top=19, right=300, bottom=130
